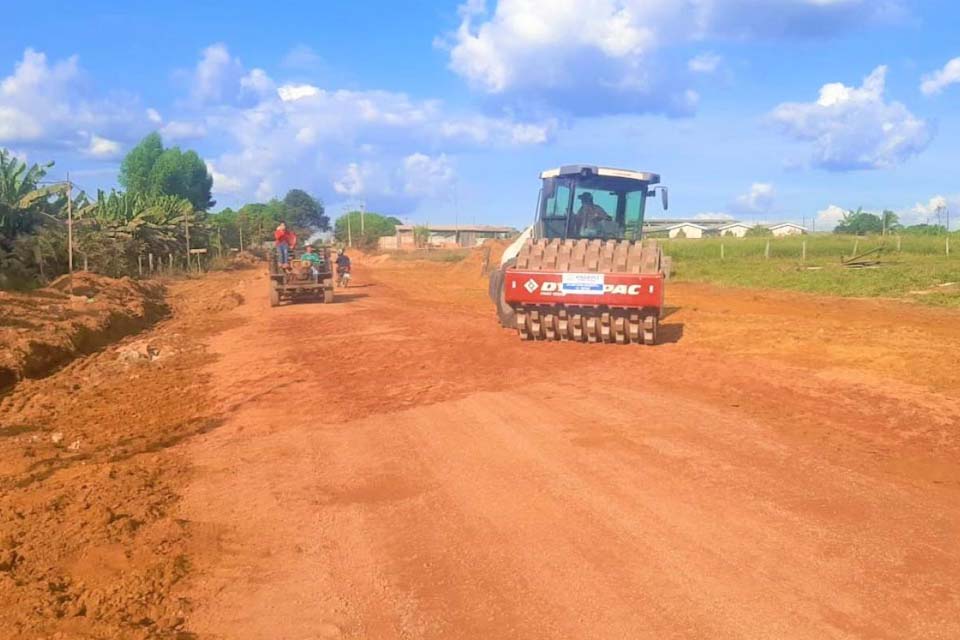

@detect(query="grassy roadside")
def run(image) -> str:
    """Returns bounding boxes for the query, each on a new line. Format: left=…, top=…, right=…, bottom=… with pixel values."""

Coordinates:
left=662, top=234, right=960, bottom=307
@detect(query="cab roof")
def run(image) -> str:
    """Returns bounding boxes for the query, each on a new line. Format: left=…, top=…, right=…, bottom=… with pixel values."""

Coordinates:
left=539, top=165, right=660, bottom=185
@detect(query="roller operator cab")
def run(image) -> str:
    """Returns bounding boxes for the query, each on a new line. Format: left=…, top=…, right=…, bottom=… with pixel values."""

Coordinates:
left=490, top=165, right=671, bottom=345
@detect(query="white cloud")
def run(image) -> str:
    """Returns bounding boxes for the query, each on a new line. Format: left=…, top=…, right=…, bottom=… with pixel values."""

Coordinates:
left=277, top=83, right=321, bottom=102
left=769, top=66, right=932, bottom=170
left=190, top=43, right=244, bottom=104
left=0, top=48, right=147, bottom=152
left=333, top=163, right=366, bottom=196
left=440, top=0, right=905, bottom=115
left=688, top=53, right=722, bottom=74
left=146, top=108, right=162, bottom=123
left=160, top=120, right=207, bottom=141
left=85, top=134, right=121, bottom=158
left=176, top=46, right=553, bottom=211
left=908, top=195, right=959, bottom=226
left=733, top=183, right=776, bottom=214
left=816, top=204, right=847, bottom=230
left=205, top=160, right=243, bottom=194
left=920, top=57, right=960, bottom=96
left=240, top=69, right=275, bottom=97
left=401, top=153, right=455, bottom=197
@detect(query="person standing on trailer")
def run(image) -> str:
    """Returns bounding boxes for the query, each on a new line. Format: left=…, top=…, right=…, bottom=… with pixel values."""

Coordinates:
left=274, top=221, right=297, bottom=267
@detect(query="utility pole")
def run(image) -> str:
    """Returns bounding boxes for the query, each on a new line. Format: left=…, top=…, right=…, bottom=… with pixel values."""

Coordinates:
left=66, top=174, right=73, bottom=275
left=184, top=213, right=191, bottom=271
left=360, top=200, right=365, bottom=235
left=239, top=225, right=244, bottom=252
left=346, top=207, right=353, bottom=248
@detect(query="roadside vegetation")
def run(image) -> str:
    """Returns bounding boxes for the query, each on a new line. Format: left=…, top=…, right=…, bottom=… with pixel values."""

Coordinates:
left=0, top=134, right=330, bottom=290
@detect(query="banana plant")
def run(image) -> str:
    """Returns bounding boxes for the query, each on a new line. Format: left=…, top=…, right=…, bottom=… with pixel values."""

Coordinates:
left=0, top=149, right=67, bottom=245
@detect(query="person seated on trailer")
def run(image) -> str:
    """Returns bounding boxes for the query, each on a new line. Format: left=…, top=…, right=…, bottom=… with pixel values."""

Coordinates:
left=273, top=221, right=297, bottom=268
left=300, top=244, right=324, bottom=281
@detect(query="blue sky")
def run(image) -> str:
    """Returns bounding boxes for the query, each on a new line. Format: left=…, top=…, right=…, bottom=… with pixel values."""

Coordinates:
left=2, top=0, right=959, bottom=230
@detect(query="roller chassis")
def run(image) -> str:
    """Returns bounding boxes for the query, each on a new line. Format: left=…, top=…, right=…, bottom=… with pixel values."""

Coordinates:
left=489, top=164, right=672, bottom=345
left=498, top=238, right=665, bottom=345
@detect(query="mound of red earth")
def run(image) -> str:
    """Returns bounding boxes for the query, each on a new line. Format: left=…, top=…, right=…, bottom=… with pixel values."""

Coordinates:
left=0, top=273, right=168, bottom=394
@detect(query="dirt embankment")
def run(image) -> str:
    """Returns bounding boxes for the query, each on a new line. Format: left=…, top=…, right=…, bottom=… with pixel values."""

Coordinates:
left=0, top=273, right=247, bottom=639
left=0, top=273, right=169, bottom=395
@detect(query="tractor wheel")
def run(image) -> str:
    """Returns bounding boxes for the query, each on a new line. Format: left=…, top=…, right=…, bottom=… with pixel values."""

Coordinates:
left=269, top=279, right=280, bottom=307
left=489, top=259, right=517, bottom=329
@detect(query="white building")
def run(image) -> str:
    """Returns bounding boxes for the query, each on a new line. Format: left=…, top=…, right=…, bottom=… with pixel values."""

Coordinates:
left=717, top=222, right=753, bottom=238
left=665, top=223, right=707, bottom=239
left=767, top=222, right=807, bottom=236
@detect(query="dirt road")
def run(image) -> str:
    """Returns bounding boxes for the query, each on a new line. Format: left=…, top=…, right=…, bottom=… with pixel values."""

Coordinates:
left=3, top=253, right=960, bottom=639
left=181, top=256, right=959, bottom=639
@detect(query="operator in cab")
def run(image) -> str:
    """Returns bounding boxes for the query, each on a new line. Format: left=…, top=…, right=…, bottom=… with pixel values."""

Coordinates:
left=574, top=192, right=612, bottom=234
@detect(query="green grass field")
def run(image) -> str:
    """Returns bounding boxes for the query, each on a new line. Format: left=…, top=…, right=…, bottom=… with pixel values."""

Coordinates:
left=387, top=248, right=471, bottom=263
left=662, top=234, right=960, bottom=307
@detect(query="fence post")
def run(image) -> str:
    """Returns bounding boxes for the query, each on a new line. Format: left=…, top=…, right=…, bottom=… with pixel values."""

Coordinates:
left=169, top=254, right=173, bottom=271
left=764, top=240, right=770, bottom=260
left=896, top=236, right=901, bottom=252
left=83, top=255, right=88, bottom=271
left=148, top=253, right=154, bottom=272
left=138, top=255, right=143, bottom=277
left=853, top=238, right=859, bottom=256
left=721, top=243, right=725, bottom=260
left=948, top=237, right=951, bottom=256
left=801, top=240, right=806, bottom=263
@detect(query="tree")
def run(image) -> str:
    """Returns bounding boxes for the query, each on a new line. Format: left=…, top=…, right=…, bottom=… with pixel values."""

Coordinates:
left=834, top=207, right=883, bottom=235
left=0, top=149, right=68, bottom=287
left=119, top=133, right=215, bottom=211
left=283, top=189, right=328, bottom=231
left=745, top=225, right=773, bottom=237
left=902, top=223, right=947, bottom=235
left=119, top=132, right=163, bottom=196
left=413, top=225, right=430, bottom=247
left=334, top=211, right=398, bottom=248
left=148, top=148, right=214, bottom=211
left=880, top=210, right=901, bottom=234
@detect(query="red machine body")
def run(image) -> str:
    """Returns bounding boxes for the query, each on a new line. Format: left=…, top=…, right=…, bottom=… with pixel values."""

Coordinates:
left=503, top=269, right=664, bottom=310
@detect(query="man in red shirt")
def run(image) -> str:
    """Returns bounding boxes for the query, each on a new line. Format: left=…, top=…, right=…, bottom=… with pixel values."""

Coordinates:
left=274, top=221, right=296, bottom=267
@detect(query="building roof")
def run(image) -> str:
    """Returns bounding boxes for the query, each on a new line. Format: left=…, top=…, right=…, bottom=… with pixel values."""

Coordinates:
left=717, top=222, right=752, bottom=229
left=646, top=218, right=739, bottom=227
left=395, top=224, right=516, bottom=233
left=665, top=222, right=708, bottom=230
left=767, top=222, right=806, bottom=230
left=539, top=165, right=660, bottom=184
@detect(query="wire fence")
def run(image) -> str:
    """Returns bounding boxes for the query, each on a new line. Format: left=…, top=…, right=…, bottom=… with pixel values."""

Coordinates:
left=661, top=233, right=956, bottom=262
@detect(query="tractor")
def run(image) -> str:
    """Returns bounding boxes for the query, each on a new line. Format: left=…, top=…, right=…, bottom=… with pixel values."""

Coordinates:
left=268, top=246, right=335, bottom=307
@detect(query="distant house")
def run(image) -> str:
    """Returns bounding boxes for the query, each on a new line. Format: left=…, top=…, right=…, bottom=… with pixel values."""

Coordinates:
left=665, top=222, right=707, bottom=239
left=717, top=222, right=752, bottom=238
left=767, top=222, right=807, bottom=236
left=389, top=224, right=516, bottom=250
